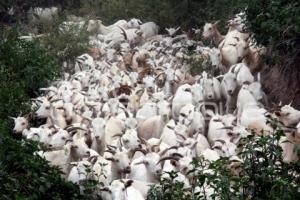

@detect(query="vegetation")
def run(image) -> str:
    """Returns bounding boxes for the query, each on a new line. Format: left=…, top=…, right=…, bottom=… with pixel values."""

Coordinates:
left=0, top=28, right=60, bottom=135
left=0, top=28, right=84, bottom=199
left=0, top=136, right=84, bottom=200
left=38, top=17, right=90, bottom=69
left=66, top=0, right=244, bottom=32
left=0, top=0, right=300, bottom=199
left=245, top=0, right=300, bottom=67
left=148, top=129, right=300, bottom=200
left=244, top=0, right=300, bottom=108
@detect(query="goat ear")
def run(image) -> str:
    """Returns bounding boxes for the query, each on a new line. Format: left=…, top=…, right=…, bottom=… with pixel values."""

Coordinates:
left=136, top=89, right=144, bottom=96
left=125, top=180, right=134, bottom=188
left=216, top=75, right=224, bottom=82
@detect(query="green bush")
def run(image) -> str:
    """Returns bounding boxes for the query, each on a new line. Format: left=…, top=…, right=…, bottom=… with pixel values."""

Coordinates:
left=0, top=28, right=60, bottom=133
left=64, top=0, right=245, bottom=32
left=0, top=28, right=85, bottom=199
left=148, top=129, right=300, bottom=200
left=38, top=16, right=90, bottom=67
left=245, top=0, right=300, bottom=67
left=0, top=135, right=83, bottom=200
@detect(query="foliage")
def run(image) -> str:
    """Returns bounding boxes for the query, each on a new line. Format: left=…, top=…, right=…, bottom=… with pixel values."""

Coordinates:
left=148, top=129, right=300, bottom=200
left=188, top=55, right=215, bottom=76
left=63, top=0, right=245, bottom=32
left=38, top=16, right=90, bottom=68
left=148, top=171, right=192, bottom=200
left=0, top=135, right=84, bottom=200
left=0, top=27, right=60, bottom=133
left=245, top=0, right=300, bottom=67
left=0, top=28, right=84, bottom=199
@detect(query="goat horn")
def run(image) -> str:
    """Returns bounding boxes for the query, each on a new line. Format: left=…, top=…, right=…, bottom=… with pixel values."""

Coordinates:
left=107, top=145, right=117, bottom=149
left=124, top=110, right=129, bottom=118
left=159, top=146, right=178, bottom=156
left=40, top=88, right=57, bottom=93
left=134, top=161, right=146, bottom=165
left=191, top=141, right=198, bottom=149
left=172, top=153, right=184, bottom=158
left=176, top=133, right=187, bottom=140
left=99, top=187, right=111, bottom=192
left=218, top=126, right=234, bottom=130
left=132, top=148, right=147, bottom=155
left=8, top=116, right=16, bottom=120
left=233, top=37, right=240, bottom=42
left=87, top=155, right=98, bottom=163
left=67, top=127, right=87, bottom=132
left=50, top=99, right=62, bottom=103
left=104, top=149, right=116, bottom=154
left=83, top=117, right=92, bottom=122
left=31, top=98, right=43, bottom=103
left=138, top=135, right=148, bottom=145
left=157, top=156, right=179, bottom=164
left=112, top=133, right=123, bottom=138
left=65, top=139, right=73, bottom=144
left=214, top=139, right=226, bottom=144
left=118, top=26, right=128, bottom=41
left=155, top=72, right=165, bottom=80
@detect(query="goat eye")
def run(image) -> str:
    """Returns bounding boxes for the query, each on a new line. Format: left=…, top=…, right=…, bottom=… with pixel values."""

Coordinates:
left=124, top=140, right=129, bottom=143
left=180, top=113, right=186, bottom=117
left=46, top=106, right=50, bottom=110
left=21, top=122, right=25, bottom=125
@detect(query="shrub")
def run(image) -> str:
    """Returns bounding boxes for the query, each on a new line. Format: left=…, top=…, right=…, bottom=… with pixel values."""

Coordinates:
left=245, top=0, right=300, bottom=67
left=63, top=0, right=245, bottom=32
left=38, top=16, right=90, bottom=68
left=0, top=28, right=60, bottom=133
left=244, top=0, right=300, bottom=108
left=0, top=135, right=83, bottom=200
left=0, top=28, right=85, bottom=199
left=148, top=129, right=300, bottom=200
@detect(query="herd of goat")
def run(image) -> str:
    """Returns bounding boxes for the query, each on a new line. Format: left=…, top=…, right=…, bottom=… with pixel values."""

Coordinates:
left=11, top=9, right=300, bottom=200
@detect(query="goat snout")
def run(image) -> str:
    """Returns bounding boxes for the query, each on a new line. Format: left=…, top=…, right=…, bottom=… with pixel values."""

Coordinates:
left=124, top=166, right=131, bottom=173
left=275, top=111, right=281, bottom=116
left=147, top=87, right=154, bottom=93
left=162, top=114, right=168, bottom=120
